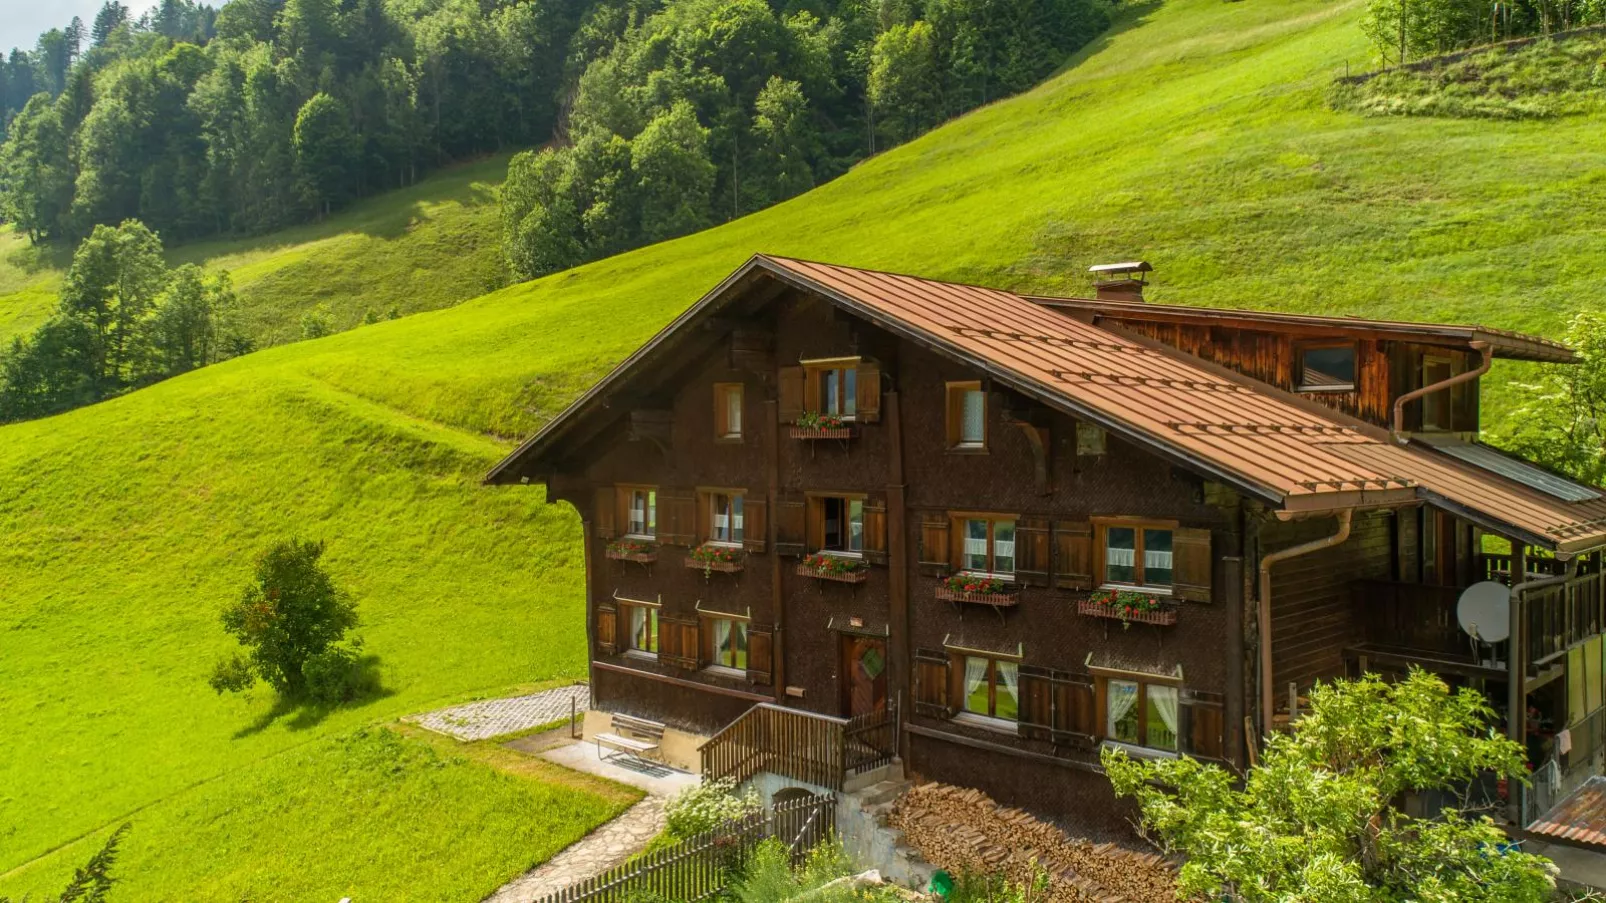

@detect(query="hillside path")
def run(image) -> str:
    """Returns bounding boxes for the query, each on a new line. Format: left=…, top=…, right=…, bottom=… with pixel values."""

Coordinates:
left=484, top=796, right=667, bottom=903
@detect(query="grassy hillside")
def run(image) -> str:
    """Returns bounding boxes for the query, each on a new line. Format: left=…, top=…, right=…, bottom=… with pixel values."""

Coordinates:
left=0, top=154, right=509, bottom=349
left=7, top=0, right=1606, bottom=897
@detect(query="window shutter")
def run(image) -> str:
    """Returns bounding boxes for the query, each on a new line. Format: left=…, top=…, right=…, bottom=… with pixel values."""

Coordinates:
left=1018, top=665, right=1053, bottom=740
left=682, top=620, right=702, bottom=669
left=863, top=495, right=888, bottom=565
left=779, top=366, right=805, bottom=423
left=594, top=487, right=618, bottom=540
left=1053, top=521, right=1093, bottom=590
left=713, top=387, right=729, bottom=437
left=658, top=614, right=681, bottom=662
left=948, top=515, right=965, bottom=570
left=746, top=628, right=773, bottom=684
left=775, top=493, right=806, bottom=556
left=1183, top=691, right=1225, bottom=760
left=658, top=617, right=699, bottom=670
left=945, top=386, right=962, bottom=447
left=918, top=513, right=951, bottom=566
left=1173, top=527, right=1212, bottom=602
left=743, top=499, right=767, bottom=554
left=1052, top=671, right=1096, bottom=747
left=856, top=363, right=881, bottom=422
left=659, top=491, right=697, bottom=546
left=695, top=491, right=712, bottom=545
left=614, top=489, right=630, bottom=536
left=1015, top=517, right=1051, bottom=586
left=597, top=603, right=617, bottom=655
left=913, top=649, right=951, bottom=717
left=807, top=496, right=826, bottom=554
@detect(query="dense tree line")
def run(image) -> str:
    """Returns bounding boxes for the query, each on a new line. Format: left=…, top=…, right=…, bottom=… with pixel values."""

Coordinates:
left=0, top=220, right=242, bottom=422
left=1363, top=0, right=1606, bottom=63
left=501, top=0, right=1111, bottom=280
left=0, top=0, right=583, bottom=244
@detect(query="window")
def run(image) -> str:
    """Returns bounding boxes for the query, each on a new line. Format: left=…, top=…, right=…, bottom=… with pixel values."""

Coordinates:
left=960, top=517, right=1015, bottom=576
left=816, top=366, right=858, bottom=418
left=1296, top=344, right=1356, bottom=392
left=625, top=604, right=658, bottom=655
left=706, top=617, right=749, bottom=671
left=1105, top=678, right=1178, bottom=752
left=1421, top=355, right=1454, bottom=431
left=710, top=492, right=744, bottom=545
left=821, top=497, right=864, bottom=553
left=1102, top=523, right=1173, bottom=588
left=625, top=487, right=656, bottom=538
left=961, top=655, right=1019, bottom=721
left=714, top=383, right=743, bottom=440
left=946, top=381, right=986, bottom=449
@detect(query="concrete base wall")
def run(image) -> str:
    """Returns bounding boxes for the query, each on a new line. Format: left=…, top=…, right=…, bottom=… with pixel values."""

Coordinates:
left=580, top=708, right=708, bottom=774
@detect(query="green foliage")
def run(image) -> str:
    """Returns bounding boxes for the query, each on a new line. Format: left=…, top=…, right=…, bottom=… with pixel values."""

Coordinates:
left=1104, top=670, right=1558, bottom=902
left=944, top=867, right=1052, bottom=903
left=293, top=93, right=359, bottom=216
left=663, top=777, right=762, bottom=838
left=300, top=639, right=382, bottom=705
left=633, top=101, right=718, bottom=244
left=211, top=538, right=365, bottom=700
left=0, top=94, right=73, bottom=241
left=1334, top=32, right=1606, bottom=117
left=730, top=838, right=868, bottom=903
left=871, top=22, right=943, bottom=145
left=1503, top=310, right=1606, bottom=485
left=1361, top=0, right=1606, bottom=64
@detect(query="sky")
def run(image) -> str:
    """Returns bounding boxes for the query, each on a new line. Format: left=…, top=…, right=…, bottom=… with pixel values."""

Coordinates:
left=0, top=1, right=156, bottom=56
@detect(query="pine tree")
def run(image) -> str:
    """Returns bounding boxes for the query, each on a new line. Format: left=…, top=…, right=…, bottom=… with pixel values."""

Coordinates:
left=91, top=2, right=131, bottom=47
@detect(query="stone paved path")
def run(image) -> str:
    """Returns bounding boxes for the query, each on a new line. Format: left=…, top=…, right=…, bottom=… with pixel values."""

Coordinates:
left=407, top=684, right=589, bottom=741
left=485, top=796, right=668, bottom=903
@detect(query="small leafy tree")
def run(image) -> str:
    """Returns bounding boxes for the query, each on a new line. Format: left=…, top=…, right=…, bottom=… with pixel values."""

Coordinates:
left=1104, top=669, right=1557, bottom=902
left=210, top=539, right=363, bottom=702
left=1500, top=310, right=1606, bottom=487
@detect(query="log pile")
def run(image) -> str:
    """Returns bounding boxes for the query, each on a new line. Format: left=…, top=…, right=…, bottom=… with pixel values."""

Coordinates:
left=886, top=783, right=1181, bottom=903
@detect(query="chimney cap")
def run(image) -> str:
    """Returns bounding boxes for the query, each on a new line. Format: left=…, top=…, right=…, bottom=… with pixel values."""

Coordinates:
left=1088, top=261, right=1152, bottom=277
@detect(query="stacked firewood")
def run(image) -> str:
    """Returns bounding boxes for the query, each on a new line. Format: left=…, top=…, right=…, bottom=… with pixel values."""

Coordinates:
left=886, top=783, right=1181, bottom=903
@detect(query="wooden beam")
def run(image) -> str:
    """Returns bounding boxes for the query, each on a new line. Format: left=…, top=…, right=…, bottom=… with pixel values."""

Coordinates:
left=592, top=661, right=774, bottom=703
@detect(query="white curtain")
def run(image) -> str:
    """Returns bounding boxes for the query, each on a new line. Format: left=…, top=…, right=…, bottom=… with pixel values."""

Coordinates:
left=1145, top=549, right=1174, bottom=570
left=998, top=662, right=1019, bottom=714
left=714, top=619, right=732, bottom=664
left=1107, top=547, right=1135, bottom=567
left=1107, top=680, right=1139, bottom=737
left=1150, top=685, right=1179, bottom=750
left=964, top=657, right=988, bottom=712
left=726, top=389, right=742, bottom=434
left=961, top=391, right=984, bottom=443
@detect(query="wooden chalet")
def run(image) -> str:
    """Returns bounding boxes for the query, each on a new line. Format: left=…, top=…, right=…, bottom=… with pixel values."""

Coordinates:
left=487, top=255, right=1606, bottom=836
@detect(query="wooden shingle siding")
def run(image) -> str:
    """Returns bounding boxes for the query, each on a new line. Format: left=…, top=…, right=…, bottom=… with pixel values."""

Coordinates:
left=1268, top=510, right=1395, bottom=692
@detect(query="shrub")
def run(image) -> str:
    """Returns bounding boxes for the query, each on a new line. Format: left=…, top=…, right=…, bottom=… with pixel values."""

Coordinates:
left=663, top=778, right=761, bottom=838
left=301, top=639, right=381, bottom=705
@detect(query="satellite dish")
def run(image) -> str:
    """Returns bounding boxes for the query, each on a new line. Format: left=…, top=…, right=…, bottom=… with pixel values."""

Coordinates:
left=1457, top=581, right=1511, bottom=643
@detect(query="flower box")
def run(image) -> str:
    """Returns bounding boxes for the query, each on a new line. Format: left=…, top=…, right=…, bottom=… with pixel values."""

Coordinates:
left=797, top=557, right=870, bottom=584
left=606, top=541, right=657, bottom=564
left=790, top=425, right=858, bottom=441
left=935, top=585, right=1019, bottom=606
left=686, top=544, right=744, bottom=574
left=1078, top=594, right=1177, bottom=627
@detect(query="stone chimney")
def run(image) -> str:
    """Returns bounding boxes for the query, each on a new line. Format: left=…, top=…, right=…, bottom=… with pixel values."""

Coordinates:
left=1088, top=261, right=1152, bottom=302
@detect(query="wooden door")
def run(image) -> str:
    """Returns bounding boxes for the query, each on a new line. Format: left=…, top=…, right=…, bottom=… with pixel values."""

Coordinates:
left=841, top=635, right=888, bottom=718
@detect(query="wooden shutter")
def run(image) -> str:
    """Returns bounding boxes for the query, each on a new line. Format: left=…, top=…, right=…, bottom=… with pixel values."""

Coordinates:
left=597, top=603, right=618, bottom=655
left=713, top=386, right=730, bottom=438
left=680, top=620, right=702, bottom=669
left=658, top=617, right=699, bottom=670
left=594, top=486, right=618, bottom=540
left=779, top=366, right=805, bottom=423
left=807, top=496, right=826, bottom=554
left=913, top=649, right=951, bottom=717
left=1053, top=521, right=1093, bottom=590
left=863, top=495, right=888, bottom=565
left=695, top=491, right=712, bottom=545
left=614, top=489, right=631, bottom=536
left=1172, top=527, right=1212, bottom=602
left=944, top=384, right=963, bottom=448
left=659, top=490, right=697, bottom=547
left=775, top=493, right=806, bottom=556
left=746, top=628, right=773, bottom=685
left=1052, top=672, right=1096, bottom=747
left=743, top=498, right=767, bottom=554
left=1015, top=517, right=1051, bottom=586
left=1018, top=665, right=1053, bottom=740
left=1183, top=690, right=1225, bottom=760
left=856, top=363, right=881, bottom=423
left=918, top=512, right=951, bottom=567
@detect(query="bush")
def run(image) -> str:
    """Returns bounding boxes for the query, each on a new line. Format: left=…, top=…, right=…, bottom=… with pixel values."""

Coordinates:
left=663, top=778, right=761, bottom=838
left=301, top=639, right=380, bottom=705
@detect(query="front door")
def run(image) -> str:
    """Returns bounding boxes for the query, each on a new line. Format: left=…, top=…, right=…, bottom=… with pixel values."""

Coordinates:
left=840, top=635, right=888, bottom=718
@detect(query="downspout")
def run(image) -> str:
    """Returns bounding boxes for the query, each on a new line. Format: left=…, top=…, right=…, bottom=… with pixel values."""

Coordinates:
left=1391, top=341, right=1492, bottom=444
left=1506, top=554, right=1578, bottom=823
left=1257, top=509, right=1354, bottom=733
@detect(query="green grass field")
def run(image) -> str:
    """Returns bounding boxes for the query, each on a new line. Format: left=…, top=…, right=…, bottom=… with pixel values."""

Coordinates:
left=6, top=0, right=1606, bottom=898
left=0, top=154, right=509, bottom=349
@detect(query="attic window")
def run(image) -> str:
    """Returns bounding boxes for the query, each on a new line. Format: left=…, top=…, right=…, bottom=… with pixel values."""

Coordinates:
left=1296, top=344, right=1356, bottom=392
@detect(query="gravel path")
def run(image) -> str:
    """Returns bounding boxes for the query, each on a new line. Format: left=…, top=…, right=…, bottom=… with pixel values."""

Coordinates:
left=484, top=796, right=668, bottom=903
left=406, top=685, right=589, bottom=741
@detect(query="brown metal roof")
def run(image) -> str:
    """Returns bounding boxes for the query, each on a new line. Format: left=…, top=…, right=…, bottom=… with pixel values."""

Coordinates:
left=1030, top=296, right=1577, bottom=364
left=1528, top=776, right=1606, bottom=849
left=487, top=254, right=1606, bottom=552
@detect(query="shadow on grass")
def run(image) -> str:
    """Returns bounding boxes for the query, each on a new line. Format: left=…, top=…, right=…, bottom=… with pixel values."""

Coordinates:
left=231, top=655, right=394, bottom=739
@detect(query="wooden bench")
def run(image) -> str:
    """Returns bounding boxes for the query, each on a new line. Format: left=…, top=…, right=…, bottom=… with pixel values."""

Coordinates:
left=595, top=713, right=666, bottom=763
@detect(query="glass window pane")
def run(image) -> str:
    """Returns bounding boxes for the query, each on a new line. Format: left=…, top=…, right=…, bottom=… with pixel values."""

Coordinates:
left=964, top=657, right=990, bottom=715
left=821, top=371, right=838, bottom=415
left=960, top=390, right=985, bottom=444
left=823, top=497, right=842, bottom=551
left=843, top=368, right=857, bottom=417
left=1108, top=679, right=1140, bottom=744
left=1298, top=346, right=1355, bottom=389
left=646, top=491, right=656, bottom=535
left=993, top=521, right=1015, bottom=574
left=713, top=495, right=729, bottom=541
left=848, top=499, right=864, bottom=552
left=732, top=495, right=744, bottom=543
left=995, top=662, right=1019, bottom=721
left=1106, top=527, right=1136, bottom=584
left=964, top=519, right=990, bottom=571
left=726, top=387, right=742, bottom=436
left=1146, top=685, right=1179, bottom=752
left=1144, top=529, right=1173, bottom=587
left=629, top=491, right=645, bottom=535
left=732, top=621, right=748, bottom=671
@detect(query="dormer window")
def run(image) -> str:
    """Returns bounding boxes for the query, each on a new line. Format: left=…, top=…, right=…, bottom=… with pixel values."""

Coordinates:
left=1296, top=344, right=1356, bottom=393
